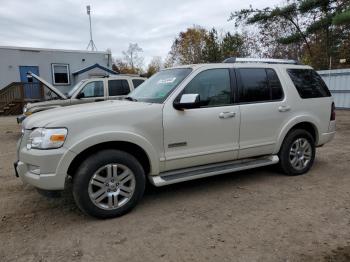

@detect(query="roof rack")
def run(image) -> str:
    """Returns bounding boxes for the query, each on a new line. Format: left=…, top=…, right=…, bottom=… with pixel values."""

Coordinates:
left=223, top=57, right=300, bottom=65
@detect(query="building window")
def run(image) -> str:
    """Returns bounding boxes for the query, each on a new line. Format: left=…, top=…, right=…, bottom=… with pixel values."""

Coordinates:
left=52, top=64, right=70, bottom=85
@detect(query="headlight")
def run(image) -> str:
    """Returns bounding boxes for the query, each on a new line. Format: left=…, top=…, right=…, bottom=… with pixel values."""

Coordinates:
left=27, top=128, right=67, bottom=150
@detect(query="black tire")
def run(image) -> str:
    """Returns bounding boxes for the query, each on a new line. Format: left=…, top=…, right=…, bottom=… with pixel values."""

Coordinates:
left=278, top=129, right=316, bottom=176
left=73, top=149, right=145, bottom=219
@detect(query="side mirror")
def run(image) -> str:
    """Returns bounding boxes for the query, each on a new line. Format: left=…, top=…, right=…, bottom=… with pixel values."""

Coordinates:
left=173, top=94, right=200, bottom=110
left=76, top=92, right=85, bottom=99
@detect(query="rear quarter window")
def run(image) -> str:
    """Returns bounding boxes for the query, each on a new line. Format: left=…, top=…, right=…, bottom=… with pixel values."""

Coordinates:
left=132, top=79, right=145, bottom=88
left=287, top=69, right=331, bottom=99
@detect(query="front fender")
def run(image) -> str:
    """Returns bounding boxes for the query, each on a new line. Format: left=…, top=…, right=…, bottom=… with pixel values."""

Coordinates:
left=57, top=131, right=160, bottom=176
left=273, top=115, right=319, bottom=154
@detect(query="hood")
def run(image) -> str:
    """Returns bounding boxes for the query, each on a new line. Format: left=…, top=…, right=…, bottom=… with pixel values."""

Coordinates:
left=23, top=100, right=156, bottom=129
left=28, top=72, right=67, bottom=99
left=26, top=99, right=65, bottom=111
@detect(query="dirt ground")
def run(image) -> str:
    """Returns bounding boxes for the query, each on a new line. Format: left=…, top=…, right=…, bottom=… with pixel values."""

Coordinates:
left=0, top=111, right=350, bottom=262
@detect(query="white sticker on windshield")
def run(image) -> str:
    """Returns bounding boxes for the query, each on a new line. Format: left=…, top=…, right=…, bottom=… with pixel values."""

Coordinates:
left=157, top=77, right=176, bottom=84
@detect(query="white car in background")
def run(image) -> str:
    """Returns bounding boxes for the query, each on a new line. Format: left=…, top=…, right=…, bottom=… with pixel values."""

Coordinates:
left=18, top=73, right=146, bottom=123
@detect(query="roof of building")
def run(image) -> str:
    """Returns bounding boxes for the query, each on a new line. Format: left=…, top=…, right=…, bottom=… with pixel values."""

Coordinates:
left=0, top=45, right=110, bottom=55
left=72, top=63, right=117, bottom=75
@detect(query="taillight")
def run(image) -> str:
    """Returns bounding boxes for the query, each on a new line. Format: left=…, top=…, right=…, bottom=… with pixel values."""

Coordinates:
left=330, top=102, right=336, bottom=121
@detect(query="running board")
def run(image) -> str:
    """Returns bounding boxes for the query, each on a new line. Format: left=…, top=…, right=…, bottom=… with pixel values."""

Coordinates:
left=149, top=155, right=279, bottom=187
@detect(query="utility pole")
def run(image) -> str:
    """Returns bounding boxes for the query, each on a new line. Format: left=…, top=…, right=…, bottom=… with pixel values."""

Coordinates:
left=86, top=5, right=97, bottom=51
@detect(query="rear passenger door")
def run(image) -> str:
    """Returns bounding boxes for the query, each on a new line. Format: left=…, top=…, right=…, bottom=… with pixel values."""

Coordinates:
left=108, top=79, right=131, bottom=100
left=236, top=67, right=289, bottom=159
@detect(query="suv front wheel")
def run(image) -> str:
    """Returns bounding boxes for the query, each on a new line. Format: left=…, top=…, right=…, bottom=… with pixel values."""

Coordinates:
left=73, top=149, right=145, bottom=218
left=278, top=129, right=316, bottom=176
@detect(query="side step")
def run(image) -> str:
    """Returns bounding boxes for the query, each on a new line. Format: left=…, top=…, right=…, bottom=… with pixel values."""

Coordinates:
left=149, top=155, right=279, bottom=187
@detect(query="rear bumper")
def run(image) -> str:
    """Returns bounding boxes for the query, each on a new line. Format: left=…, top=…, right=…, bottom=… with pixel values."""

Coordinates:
left=318, top=131, right=336, bottom=146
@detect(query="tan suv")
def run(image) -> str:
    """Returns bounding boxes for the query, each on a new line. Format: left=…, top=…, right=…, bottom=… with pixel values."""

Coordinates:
left=17, top=73, right=146, bottom=123
left=15, top=58, right=335, bottom=218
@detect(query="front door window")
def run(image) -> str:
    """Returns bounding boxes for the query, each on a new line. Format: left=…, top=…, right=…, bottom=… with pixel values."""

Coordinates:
left=79, top=81, right=104, bottom=98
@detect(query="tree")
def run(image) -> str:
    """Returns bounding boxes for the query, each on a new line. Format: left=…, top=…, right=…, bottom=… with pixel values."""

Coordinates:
left=146, top=56, right=163, bottom=77
left=122, top=43, right=144, bottom=73
left=113, top=58, right=138, bottom=74
left=221, top=32, right=250, bottom=59
left=333, top=9, right=350, bottom=25
left=111, top=63, right=120, bottom=73
left=167, top=26, right=252, bottom=66
left=168, top=26, right=208, bottom=65
left=202, top=28, right=222, bottom=62
left=229, top=0, right=350, bottom=69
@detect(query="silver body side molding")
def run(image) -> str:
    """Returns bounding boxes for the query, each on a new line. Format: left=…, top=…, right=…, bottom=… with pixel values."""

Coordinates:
left=149, top=155, right=279, bottom=187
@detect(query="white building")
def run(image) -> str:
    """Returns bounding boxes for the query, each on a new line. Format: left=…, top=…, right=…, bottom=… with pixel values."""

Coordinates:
left=318, top=68, right=350, bottom=109
left=0, top=46, right=116, bottom=95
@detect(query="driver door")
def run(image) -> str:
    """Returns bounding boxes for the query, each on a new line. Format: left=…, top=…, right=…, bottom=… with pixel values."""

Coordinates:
left=163, top=68, right=240, bottom=171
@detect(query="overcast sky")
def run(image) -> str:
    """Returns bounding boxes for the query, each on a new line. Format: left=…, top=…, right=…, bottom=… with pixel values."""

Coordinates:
left=0, top=0, right=281, bottom=66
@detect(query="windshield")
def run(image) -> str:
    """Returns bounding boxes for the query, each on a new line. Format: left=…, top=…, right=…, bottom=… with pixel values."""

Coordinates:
left=127, top=68, right=192, bottom=103
left=67, top=80, right=88, bottom=98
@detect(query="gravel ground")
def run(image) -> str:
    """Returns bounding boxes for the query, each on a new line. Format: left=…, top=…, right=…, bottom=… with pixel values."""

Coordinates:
left=0, top=111, right=349, bottom=262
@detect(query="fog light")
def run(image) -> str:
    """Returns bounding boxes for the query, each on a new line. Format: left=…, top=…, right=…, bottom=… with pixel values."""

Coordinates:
left=28, top=165, right=40, bottom=175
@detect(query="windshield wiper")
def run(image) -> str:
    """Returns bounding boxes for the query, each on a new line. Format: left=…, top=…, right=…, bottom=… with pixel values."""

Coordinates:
left=124, top=96, right=138, bottom=102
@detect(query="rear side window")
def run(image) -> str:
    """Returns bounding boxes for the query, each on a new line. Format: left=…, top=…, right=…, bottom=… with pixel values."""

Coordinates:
left=132, top=79, right=144, bottom=88
left=237, top=68, right=283, bottom=103
left=267, top=69, right=283, bottom=100
left=108, top=80, right=130, bottom=96
left=287, top=69, right=331, bottom=98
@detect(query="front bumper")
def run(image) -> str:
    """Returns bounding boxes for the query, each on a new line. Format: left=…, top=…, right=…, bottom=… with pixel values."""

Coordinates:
left=15, top=146, right=75, bottom=190
left=15, top=160, right=66, bottom=190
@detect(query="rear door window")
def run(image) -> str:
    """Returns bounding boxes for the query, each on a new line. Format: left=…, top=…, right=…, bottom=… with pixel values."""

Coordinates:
left=267, top=69, right=283, bottom=100
left=108, top=80, right=130, bottom=96
left=237, top=68, right=284, bottom=103
left=287, top=69, right=331, bottom=98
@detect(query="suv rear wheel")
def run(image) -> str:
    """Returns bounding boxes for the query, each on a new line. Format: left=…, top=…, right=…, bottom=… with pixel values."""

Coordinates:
left=73, top=149, right=145, bottom=218
left=278, top=129, right=315, bottom=176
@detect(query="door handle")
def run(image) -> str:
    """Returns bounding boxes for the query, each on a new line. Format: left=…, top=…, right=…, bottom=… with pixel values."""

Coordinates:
left=278, top=105, right=291, bottom=112
left=219, top=112, right=236, bottom=119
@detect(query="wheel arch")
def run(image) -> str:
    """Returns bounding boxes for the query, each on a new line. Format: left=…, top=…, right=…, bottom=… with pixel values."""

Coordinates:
left=274, top=118, right=319, bottom=154
left=66, top=141, right=152, bottom=179
left=56, top=132, right=160, bottom=183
